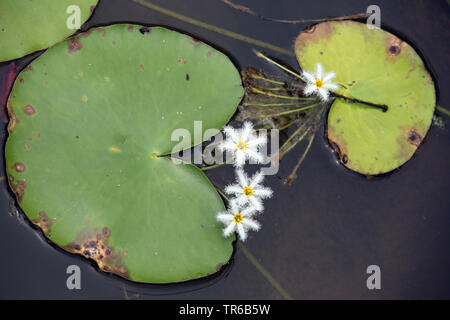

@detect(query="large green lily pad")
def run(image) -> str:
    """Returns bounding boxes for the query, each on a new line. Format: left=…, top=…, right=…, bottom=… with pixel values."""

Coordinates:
left=5, top=24, right=243, bottom=283
left=295, top=21, right=435, bottom=175
left=0, top=0, right=98, bottom=62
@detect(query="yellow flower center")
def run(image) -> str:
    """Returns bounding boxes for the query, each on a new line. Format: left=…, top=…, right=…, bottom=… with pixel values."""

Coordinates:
left=233, top=213, right=243, bottom=224
left=242, top=186, right=254, bottom=197
left=236, top=140, right=248, bottom=151
left=315, top=79, right=324, bottom=88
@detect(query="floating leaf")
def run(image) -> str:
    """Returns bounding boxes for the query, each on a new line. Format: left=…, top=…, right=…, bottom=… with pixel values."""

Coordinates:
left=0, top=0, right=98, bottom=62
left=5, top=25, right=243, bottom=283
left=295, top=21, right=436, bottom=175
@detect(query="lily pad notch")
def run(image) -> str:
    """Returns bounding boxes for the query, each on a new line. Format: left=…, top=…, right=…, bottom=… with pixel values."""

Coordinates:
left=5, top=24, right=244, bottom=283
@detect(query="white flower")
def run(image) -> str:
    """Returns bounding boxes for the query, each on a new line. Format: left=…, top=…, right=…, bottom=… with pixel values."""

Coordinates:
left=219, top=121, right=267, bottom=167
left=302, top=63, right=339, bottom=101
left=225, top=169, right=273, bottom=212
left=216, top=199, right=261, bottom=241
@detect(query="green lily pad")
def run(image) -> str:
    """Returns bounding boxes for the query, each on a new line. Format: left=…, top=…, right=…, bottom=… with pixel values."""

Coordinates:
left=295, top=21, right=436, bottom=175
left=0, top=0, right=98, bottom=62
left=5, top=24, right=243, bottom=283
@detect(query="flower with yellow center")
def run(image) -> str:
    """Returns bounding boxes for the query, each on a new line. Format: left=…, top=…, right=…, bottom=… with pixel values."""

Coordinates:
left=236, top=140, right=248, bottom=151
left=219, top=121, right=267, bottom=167
left=302, top=63, right=338, bottom=101
left=225, top=169, right=273, bottom=212
left=233, top=213, right=243, bottom=224
left=217, top=200, right=260, bottom=241
left=242, top=186, right=254, bottom=197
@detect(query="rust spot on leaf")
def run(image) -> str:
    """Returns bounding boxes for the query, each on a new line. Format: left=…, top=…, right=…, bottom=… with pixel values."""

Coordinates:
left=295, top=22, right=334, bottom=53
left=33, top=211, right=54, bottom=235
left=68, top=39, right=82, bottom=54
left=216, top=262, right=227, bottom=272
left=9, top=178, right=26, bottom=203
left=406, top=129, right=422, bottom=147
left=139, top=27, right=151, bottom=35
left=177, top=58, right=186, bottom=64
left=23, top=65, right=33, bottom=72
left=6, top=101, right=16, bottom=133
left=190, top=37, right=202, bottom=47
left=66, top=227, right=129, bottom=279
left=90, top=5, right=96, bottom=12
left=328, top=127, right=349, bottom=166
left=386, top=35, right=404, bottom=57
left=13, top=162, right=25, bottom=172
left=127, top=25, right=133, bottom=32
left=23, top=104, right=35, bottom=115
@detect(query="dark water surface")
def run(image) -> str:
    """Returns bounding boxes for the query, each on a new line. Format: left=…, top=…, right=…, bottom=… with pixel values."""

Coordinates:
left=0, top=0, right=449, bottom=299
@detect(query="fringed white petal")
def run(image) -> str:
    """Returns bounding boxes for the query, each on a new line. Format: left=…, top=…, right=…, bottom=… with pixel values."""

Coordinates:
left=223, top=126, right=239, bottom=143
left=253, top=187, right=273, bottom=199
left=247, top=134, right=267, bottom=147
left=236, top=169, right=248, bottom=188
left=240, top=121, right=254, bottom=142
left=236, top=194, right=248, bottom=205
left=223, top=223, right=236, bottom=237
left=245, top=148, right=264, bottom=163
left=250, top=171, right=265, bottom=188
left=323, top=71, right=336, bottom=82
left=241, top=206, right=257, bottom=217
left=242, top=218, right=260, bottom=231
left=303, top=84, right=317, bottom=96
left=224, top=184, right=243, bottom=195
left=219, top=141, right=237, bottom=152
left=217, top=213, right=233, bottom=223
left=315, top=63, right=323, bottom=80
left=323, top=82, right=339, bottom=91
left=236, top=224, right=247, bottom=241
left=249, top=196, right=264, bottom=212
left=228, top=199, right=239, bottom=214
left=302, top=70, right=316, bottom=84
left=234, top=150, right=246, bottom=167
left=317, top=87, right=330, bottom=101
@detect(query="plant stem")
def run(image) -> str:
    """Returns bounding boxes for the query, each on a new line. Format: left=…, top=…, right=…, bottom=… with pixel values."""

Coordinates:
left=254, top=51, right=389, bottom=112
left=274, top=103, right=319, bottom=117
left=332, top=92, right=388, bottom=112
left=278, top=118, right=301, bottom=131
left=201, top=161, right=228, bottom=171
left=436, top=105, right=450, bottom=117
left=214, top=187, right=291, bottom=299
left=285, top=133, right=315, bottom=185
left=242, top=102, right=308, bottom=107
left=215, top=187, right=229, bottom=201
left=238, top=242, right=293, bottom=300
left=250, top=86, right=310, bottom=100
left=253, top=50, right=306, bottom=82
left=131, top=0, right=293, bottom=56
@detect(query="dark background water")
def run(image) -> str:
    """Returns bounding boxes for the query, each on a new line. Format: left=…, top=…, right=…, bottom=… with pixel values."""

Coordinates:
left=0, top=0, right=449, bottom=299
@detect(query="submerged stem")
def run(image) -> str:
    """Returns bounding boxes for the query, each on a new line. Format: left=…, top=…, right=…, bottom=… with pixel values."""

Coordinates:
left=253, top=50, right=306, bottom=82
left=285, top=133, right=315, bottom=185
left=436, top=105, right=450, bottom=117
left=237, top=242, right=293, bottom=300
left=274, top=103, right=319, bottom=117
left=201, top=161, right=228, bottom=171
left=250, top=86, right=309, bottom=100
